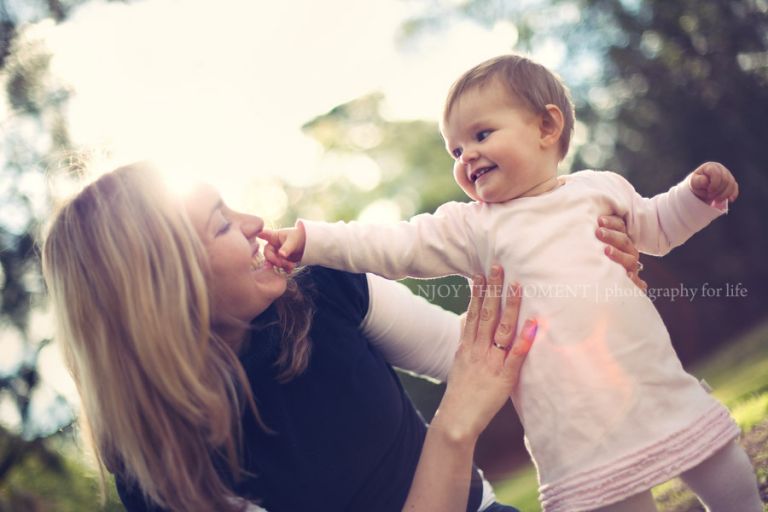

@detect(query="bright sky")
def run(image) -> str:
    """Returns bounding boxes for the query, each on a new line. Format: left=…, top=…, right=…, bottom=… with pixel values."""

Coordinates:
left=34, top=0, right=563, bottom=213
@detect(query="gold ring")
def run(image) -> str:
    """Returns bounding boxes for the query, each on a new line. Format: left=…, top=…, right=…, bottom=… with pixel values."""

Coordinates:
left=492, top=341, right=511, bottom=351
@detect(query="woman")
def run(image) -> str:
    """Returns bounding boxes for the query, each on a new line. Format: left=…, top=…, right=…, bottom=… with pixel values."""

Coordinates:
left=42, top=162, right=643, bottom=511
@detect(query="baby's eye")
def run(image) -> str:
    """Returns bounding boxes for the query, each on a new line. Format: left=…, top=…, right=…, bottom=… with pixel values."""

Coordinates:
left=475, top=130, right=491, bottom=142
left=451, top=147, right=463, bottom=159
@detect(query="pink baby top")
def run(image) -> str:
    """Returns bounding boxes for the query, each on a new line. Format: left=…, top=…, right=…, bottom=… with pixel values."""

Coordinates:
left=300, top=170, right=739, bottom=511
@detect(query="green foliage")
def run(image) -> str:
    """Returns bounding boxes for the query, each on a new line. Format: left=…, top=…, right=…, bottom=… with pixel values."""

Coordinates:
left=298, top=93, right=461, bottom=223
left=0, top=429, right=124, bottom=512
left=0, top=1, right=95, bottom=508
left=569, top=0, right=768, bottom=359
left=1, top=14, right=75, bottom=442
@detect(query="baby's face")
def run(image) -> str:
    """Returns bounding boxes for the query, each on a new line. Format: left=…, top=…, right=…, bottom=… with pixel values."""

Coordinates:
left=442, top=79, right=556, bottom=203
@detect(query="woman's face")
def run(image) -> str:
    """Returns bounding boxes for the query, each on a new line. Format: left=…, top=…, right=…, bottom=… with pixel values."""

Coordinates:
left=185, top=185, right=287, bottom=328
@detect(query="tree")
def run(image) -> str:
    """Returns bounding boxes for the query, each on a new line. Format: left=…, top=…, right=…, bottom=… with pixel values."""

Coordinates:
left=0, top=1, right=124, bottom=509
left=569, top=0, right=768, bottom=359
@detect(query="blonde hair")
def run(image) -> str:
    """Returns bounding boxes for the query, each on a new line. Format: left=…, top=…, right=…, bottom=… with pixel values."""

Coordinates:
left=443, top=54, right=575, bottom=159
left=42, top=163, right=312, bottom=510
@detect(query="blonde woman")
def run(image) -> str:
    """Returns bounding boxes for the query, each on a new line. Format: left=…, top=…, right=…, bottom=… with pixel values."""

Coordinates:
left=42, top=162, right=642, bottom=512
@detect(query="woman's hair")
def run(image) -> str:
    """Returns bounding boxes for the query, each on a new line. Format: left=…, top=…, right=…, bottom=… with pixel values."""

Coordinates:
left=443, top=54, right=575, bottom=159
left=42, top=162, right=313, bottom=511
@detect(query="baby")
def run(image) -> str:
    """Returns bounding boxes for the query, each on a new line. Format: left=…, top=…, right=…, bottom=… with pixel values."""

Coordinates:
left=262, top=55, right=760, bottom=511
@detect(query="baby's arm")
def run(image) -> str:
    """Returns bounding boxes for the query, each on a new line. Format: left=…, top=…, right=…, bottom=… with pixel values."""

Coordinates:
left=264, top=201, right=480, bottom=280
left=604, top=162, right=737, bottom=256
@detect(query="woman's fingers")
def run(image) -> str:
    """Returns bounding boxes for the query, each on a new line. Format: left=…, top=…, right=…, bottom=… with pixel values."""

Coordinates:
left=511, top=320, right=538, bottom=357
left=492, top=285, right=535, bottom=378
left=596, top=225, right=638, bottom=260
left=603, top=242, right=638, bottom=271
left=598, top=215, right=638, bottom=259
left=475, top=266, right=504, bottom=346
left=597, top=214, right=627, bottom=233
left=598, top=215, right=640, bottom=265
left=491, top=283, right=521, bottom=352
left=462, top=275, right=485, bottom=342
left=597, top=215, right=647, bottom=291
left=439, top=275, right=536, bottom=444
left=601, top=232, right=641, bottom=273
left=632, top=275, right=648, bottom=292
left=613, top=249, right=648, bottom=292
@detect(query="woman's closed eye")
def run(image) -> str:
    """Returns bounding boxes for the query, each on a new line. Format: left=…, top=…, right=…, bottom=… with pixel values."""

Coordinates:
left=214, top=209, right=232, bottom=237
left=216, top=221, right=231, bottom=236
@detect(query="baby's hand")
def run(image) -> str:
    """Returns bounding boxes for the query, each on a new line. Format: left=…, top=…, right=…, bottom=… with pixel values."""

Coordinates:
left=258, top=223, right=306, bottom=272
left=690, top=162, right=739, bottom=205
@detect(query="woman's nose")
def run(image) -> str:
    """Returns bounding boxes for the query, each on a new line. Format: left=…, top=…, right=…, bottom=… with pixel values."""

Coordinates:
left=239, top=215, right=264, bottom=237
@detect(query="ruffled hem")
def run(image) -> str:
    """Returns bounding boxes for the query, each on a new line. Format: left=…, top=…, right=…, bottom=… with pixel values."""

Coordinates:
left=539, top=403, right=740, bottom=511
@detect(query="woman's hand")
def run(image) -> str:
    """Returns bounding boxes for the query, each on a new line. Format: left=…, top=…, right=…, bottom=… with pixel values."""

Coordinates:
left=434, top=267, right=536, bottom=442
left=596, top=215, right=647, bottom=291
left=403, top=266, right=536, bottom=511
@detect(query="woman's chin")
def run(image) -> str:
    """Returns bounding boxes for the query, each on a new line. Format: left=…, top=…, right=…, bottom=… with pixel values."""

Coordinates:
left=256, top=263, right=289, bottom=293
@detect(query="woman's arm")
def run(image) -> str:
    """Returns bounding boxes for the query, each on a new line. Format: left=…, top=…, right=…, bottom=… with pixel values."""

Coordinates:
left=362, top=273, right=460, bottom=381
left=402, top=267, right=537, bottom=512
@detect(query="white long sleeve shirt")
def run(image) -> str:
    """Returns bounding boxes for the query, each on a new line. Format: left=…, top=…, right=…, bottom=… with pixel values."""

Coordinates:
left=300, top=170, right=739, bottom=511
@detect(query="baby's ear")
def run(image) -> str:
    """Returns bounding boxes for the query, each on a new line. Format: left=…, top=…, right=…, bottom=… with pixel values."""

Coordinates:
left=539, top=104, right=565, bottom=149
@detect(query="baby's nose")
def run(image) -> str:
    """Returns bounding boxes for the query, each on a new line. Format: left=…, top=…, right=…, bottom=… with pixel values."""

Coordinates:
left=459, top=149, right=478, bottom=164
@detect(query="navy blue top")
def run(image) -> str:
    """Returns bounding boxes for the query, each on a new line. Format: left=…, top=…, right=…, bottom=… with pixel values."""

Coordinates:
left=116, top=267, right=482, bottom=511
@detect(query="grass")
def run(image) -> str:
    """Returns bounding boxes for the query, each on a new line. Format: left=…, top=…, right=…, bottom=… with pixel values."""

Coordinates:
left=492, top=463, right=541, bottom=512
left=492, top=318, right=768, bottom=512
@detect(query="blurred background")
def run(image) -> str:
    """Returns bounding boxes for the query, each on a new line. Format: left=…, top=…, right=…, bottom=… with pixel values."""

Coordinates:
left=1, top=0, right=766, bottom=510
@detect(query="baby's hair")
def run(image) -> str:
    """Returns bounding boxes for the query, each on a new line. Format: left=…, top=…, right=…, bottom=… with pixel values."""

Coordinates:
left=443, top=54, right=575, bottom=159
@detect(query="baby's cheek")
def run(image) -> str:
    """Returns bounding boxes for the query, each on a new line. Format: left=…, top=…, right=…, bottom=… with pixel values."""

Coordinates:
left=453, top=166, right=480, bottom=201
left=452, top=164, right=468, bottom=188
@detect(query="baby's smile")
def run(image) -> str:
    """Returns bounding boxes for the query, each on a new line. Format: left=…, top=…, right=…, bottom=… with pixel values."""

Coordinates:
left=470, top=165, right=497, bottom=183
